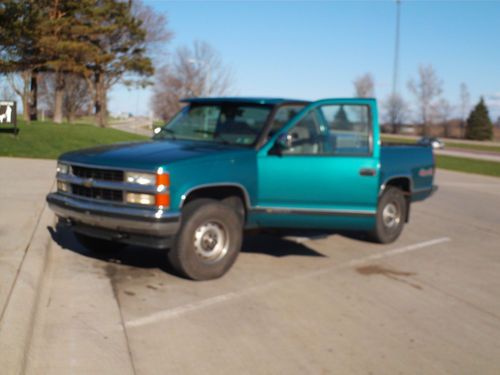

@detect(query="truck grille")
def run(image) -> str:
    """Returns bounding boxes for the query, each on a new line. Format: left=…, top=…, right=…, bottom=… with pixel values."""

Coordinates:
left=72, top=165, right=124, bottom=182
left=71, top=184, right=123, bottom=202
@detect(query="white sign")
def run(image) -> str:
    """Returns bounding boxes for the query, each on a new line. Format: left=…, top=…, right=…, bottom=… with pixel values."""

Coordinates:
left=0, top=101, right=16, bottom=126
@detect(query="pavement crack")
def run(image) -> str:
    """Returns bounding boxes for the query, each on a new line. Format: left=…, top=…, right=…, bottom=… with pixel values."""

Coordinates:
left=417, top=278, right=500, bottom=322
left=107, top=265, right=138, bottom=375
left=0, top=180, right=55, bottom=325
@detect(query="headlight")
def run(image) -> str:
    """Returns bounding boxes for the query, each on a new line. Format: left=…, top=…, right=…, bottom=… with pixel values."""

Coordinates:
left=125, top=192, right=155, bottom=205
left=124, top=172, right=156, bottom=186
left=57, top=162, right=69, bottom=174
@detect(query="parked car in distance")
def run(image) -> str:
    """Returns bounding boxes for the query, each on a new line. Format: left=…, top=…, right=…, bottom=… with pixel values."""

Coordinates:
left=417, top=136, right=445, bottom=149
left=47, top=97, right=437, bottom=280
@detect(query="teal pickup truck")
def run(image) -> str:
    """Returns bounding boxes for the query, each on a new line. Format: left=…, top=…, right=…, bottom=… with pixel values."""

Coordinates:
left=47, top=97, right=436, bottom=280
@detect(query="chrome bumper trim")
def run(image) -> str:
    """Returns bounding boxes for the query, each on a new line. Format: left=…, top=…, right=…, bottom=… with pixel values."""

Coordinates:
left=47, top=193, right=180, bottom=236
left=251, top=206, right=376, bottom=216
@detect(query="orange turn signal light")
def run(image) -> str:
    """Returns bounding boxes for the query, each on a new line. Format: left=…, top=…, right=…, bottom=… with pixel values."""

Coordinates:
left=155, top=193, right=170, bottom=208
left=156, top=172, right=170, bottom=187
left=156, top=171, right=170, bottom=208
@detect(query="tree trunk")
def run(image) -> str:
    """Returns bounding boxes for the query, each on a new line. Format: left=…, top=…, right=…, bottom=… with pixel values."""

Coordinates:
left=422, top=123, right=429, bottom=137
left=29, top=70, right=38, bottom=121
left=22, top=96, right=30, bottom=122
left=443, top=123, right=450, bottom=138
left=53, top=72, right=65, bottom=124
left=66, top=109, right=76, bottom=123
left=94, top=72, right=107, bottom=127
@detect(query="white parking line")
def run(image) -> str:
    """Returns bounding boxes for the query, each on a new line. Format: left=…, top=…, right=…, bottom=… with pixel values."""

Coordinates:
left=125, top=237, right=451, bottom=328
left=439, top=182, right=500, bottom=187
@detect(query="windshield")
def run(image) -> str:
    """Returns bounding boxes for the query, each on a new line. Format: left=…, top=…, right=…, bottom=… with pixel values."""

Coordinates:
left=154, top=103, right=273, bottom=146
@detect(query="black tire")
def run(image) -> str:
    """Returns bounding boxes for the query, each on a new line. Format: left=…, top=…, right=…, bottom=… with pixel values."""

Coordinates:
left=221, top=195, right=245, bottom=223
left=74, top=232, right=126, bottom=252
left=369, top=187, right=407, bottom=244
left=168, top=199, right=243, bottom=280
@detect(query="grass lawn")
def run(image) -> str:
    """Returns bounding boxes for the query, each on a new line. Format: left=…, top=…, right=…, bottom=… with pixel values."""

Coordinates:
left=382, top=135, right=500, bottom=153
left=381, top=135, right=417, bottom=144
left=436, top=155, right=500, bottom=178
left=0, top=120, right=148, bottom=160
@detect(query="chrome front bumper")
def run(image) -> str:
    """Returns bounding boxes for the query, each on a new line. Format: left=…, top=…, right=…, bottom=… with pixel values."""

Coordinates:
left=47, top=193, right=180, bottom=242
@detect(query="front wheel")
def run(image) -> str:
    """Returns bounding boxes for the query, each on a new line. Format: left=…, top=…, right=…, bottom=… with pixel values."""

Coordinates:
left=168, top=199, right=243, bottom=280
left=369, top=187, right=407, bottom=244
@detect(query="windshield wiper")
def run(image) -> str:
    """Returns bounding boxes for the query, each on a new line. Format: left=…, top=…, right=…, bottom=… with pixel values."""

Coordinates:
left=214, top=135, right=234, bottom=145
left=194, top=129, right=215, bottom=135
left=157, top=128, right=176, bottom=140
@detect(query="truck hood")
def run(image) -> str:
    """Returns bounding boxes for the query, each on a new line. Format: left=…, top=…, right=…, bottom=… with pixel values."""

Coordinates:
left=60, top=140, right=247, bottom=170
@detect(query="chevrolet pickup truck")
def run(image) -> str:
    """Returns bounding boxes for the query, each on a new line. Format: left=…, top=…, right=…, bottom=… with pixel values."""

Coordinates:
left=47, top=97, right=436, bottom=280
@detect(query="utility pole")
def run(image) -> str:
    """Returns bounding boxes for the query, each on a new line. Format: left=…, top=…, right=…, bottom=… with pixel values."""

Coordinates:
left=392, top=0, right=401, bottom=96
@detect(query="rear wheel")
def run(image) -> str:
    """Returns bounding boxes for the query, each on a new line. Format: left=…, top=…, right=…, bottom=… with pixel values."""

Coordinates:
left=74, top=232, right=126, bottom=252
left=168, top=199, right=243, bottom=280
left=369, top=187, right=407, bottom=244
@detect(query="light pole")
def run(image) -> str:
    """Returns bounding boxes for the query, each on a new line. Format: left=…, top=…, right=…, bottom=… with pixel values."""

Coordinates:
left=392, top=0, right=401, bottom=97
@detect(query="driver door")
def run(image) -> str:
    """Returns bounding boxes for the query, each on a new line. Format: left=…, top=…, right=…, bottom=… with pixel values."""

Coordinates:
left=254, top=99, right=380, bottom=230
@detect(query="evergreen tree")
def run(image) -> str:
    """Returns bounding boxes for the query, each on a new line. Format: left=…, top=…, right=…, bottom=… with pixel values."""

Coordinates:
left=37, top=0, right=101, bottom=123
left=1, top=0, right=159, bottom=126
left=83, top=0, right=154, bottom=127
left=465, top=98, right=493, bottom=140
left=0, top=0, right=46, bottom=121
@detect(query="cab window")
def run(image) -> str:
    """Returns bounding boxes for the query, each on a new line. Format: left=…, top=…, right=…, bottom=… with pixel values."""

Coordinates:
left=268, top=104, right=305, bottom=137
left=281, top=104, right=371, bottom=156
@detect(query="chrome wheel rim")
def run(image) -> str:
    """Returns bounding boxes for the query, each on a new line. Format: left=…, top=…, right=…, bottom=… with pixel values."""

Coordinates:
left=382, top=202, right=401, bottom=228
left=193, top=221, right=229, bottom=263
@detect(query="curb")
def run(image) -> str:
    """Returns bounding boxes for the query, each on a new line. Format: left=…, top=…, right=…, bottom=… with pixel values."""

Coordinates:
left=0, top=203, right=55, bottom=374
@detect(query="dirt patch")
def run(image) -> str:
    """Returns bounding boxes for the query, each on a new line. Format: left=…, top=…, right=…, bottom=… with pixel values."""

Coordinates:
left=356, top=265, right=422, bottom=290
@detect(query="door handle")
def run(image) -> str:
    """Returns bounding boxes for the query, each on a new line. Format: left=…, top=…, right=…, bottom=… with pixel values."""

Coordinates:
left=359, top=168, right=376, bottom=177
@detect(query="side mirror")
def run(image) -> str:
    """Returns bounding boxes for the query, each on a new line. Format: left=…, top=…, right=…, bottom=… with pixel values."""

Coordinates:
left=276, top=133, right=294, bottom=150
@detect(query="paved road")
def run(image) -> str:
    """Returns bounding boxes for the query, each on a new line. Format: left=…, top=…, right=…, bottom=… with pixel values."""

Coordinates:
left=22, top=168, right=500, bottom=374
left=111, top=117, right=153, bottom=137
left=435, top=148, right=500, bottom=162
left=383, top=134, right=500, bottom=162
left=383, top=133, right=500, bottom=147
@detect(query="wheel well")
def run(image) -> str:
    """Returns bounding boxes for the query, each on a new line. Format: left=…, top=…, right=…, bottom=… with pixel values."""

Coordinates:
left=182, top=185, right=248, bottom=213
left=384, top=177, right=411, bottom=194
left=383, top=177, right=411, bottom=222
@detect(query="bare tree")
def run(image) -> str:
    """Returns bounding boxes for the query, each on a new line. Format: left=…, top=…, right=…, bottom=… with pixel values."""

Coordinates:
left=459, top=83, right=470, bottom=139
left=407, top=64, right=443, bottom=136
left=63, top=75, right=92, bottom=122
left=353, top=73, right=375, bottom=98
left=152, top=41, right=234, bottom=121
left=431, top=98, right=453, bottom=138
left=39, top=73, right=91, bottom=123
left=383, top=93, right=409, bottom=134
left=131, top=0, right=173, bottom=63
left=6, top=72, right=32, bottom=121
left=0, top=80, right=16, bottom=101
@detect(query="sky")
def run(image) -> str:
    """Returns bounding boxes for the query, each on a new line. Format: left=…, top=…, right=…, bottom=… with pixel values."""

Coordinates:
left=109, top=0, right=500, bottom=120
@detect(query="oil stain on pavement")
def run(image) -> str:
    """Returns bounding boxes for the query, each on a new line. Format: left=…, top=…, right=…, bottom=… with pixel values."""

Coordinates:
left=356, top=265, right=423, bottom=290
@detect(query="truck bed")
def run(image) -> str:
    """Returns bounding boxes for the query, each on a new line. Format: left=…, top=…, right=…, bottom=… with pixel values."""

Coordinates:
left=380, top=145, right=435, bottom=200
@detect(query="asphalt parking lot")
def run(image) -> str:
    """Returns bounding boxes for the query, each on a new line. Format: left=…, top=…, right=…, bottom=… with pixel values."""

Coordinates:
left=9, top=165, right=500, bottom=374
